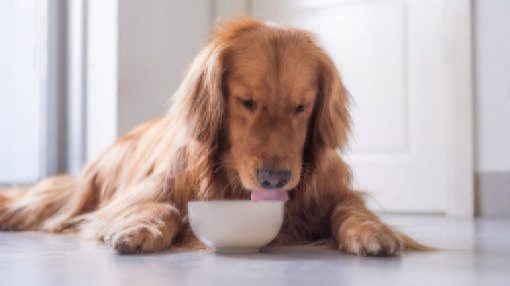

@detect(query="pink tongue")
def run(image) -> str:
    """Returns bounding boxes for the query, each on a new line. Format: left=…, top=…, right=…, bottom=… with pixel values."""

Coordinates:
left=251, top=190, right=289, bottom=202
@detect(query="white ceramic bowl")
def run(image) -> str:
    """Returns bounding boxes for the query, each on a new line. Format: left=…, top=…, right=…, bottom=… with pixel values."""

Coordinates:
left=188, top=200, right=284, bottom=253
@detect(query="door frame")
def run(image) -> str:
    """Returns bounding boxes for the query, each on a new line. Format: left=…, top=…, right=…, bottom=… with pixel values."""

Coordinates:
left=41, top=0, right=68, bottom=178
left=442, top=0, right=474, bottom=217
left=214, top=0, right=474, bottom=217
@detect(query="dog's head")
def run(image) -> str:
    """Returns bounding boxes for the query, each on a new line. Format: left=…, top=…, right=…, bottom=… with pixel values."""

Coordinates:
left=177, top=18, right=350, bottom=193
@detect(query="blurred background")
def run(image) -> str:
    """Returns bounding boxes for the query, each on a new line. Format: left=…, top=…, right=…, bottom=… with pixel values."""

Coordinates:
left=0, top=0, right=508, bottom=218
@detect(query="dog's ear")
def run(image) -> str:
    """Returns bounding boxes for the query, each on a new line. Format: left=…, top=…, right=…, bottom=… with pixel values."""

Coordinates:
left=174, top=18, right=262, bottom=144
left=313, top=49, right=351, bottom=149
left=174, top=41, right=229, bottom=144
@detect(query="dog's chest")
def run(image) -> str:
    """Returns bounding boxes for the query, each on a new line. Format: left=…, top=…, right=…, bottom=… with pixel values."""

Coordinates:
left=279, top=203, right=334, bottom=242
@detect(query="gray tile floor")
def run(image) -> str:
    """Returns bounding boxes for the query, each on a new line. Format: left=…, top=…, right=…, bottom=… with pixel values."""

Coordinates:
left=0, top=215, right=509, bottom=286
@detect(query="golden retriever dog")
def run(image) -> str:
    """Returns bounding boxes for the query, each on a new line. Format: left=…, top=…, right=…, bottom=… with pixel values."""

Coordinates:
left=0, top=18, right=427, bottom=255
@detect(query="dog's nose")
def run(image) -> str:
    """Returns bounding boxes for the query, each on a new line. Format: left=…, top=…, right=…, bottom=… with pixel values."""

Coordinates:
left=256, top=169, right=291, bottom=189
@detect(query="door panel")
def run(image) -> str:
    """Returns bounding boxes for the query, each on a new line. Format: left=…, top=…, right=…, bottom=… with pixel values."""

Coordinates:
left=252, top=0, right=450, bottom=213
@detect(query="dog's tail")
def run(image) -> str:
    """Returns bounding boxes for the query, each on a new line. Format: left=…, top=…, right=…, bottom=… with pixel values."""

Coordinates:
left=396, top=229, right=436, bottom=251
left=0, top=175, right=78, bottom=231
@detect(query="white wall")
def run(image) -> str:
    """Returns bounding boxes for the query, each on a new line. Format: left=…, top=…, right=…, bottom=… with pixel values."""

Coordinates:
left=475, top=0, right=510, bottom=173
left=117, top=0, right=212, bottom=135
left=0, top=0, right=43, bottom=183
left=86, top=0, right=212, bottom=161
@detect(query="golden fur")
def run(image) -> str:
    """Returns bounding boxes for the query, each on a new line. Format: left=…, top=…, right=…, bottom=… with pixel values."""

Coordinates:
left=0, top=18, right=428, bottom=255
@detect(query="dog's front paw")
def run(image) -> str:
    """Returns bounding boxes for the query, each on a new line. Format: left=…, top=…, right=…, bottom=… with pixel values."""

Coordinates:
left=336, top=217, right=403, bottom=256
left=104, top=224, right=171, bottom=254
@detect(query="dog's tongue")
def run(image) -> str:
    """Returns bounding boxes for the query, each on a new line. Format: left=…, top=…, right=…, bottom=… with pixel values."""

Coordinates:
left=251, top=190, right=289, bottom=202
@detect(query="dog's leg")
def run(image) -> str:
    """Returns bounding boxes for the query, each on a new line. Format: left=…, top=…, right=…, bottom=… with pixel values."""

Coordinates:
left=102, top=202, right=181, bottom=254
left=331, top=192, right=404, bottom=256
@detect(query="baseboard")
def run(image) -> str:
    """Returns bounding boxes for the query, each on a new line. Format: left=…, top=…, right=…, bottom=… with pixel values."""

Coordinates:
left=476, top=171, right=510, bottom=217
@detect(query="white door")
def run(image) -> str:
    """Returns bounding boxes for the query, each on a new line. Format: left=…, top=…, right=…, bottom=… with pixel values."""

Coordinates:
left=245, top=0, right=473, bottom=215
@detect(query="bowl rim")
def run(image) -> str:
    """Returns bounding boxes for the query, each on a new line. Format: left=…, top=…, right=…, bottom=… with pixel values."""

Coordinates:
left=188, top=200, right=284, bottom=206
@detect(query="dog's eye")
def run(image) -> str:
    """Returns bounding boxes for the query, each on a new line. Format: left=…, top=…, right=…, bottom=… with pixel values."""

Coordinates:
left=239, top=98, right=256, bottom=111
left=295, top=105, right=306, bottom=113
